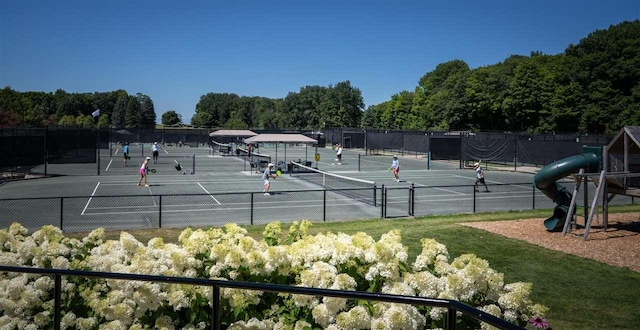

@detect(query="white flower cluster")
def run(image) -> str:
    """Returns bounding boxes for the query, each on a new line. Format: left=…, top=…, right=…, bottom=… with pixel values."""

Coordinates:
left=0, top=220, right=548, bottom=329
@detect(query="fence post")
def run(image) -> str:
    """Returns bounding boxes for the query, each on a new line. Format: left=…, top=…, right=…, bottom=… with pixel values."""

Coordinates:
left=532, top=184, right=536, bottom=210
left=60, top=197, right=64, bottom=231
left=358, top=154, right=361, bottom=172
left=212, top=285, right=220, bottom=330
left=54, top=274, right=61, bottom=330
left=473, top=187, right=477, bottom=213
left=192, top=154, right=196, bottom=175
left=380, top=185, right=385, bottom=218
left=323, top=190, right=327, bottom=221
left=410, top=183, right=414, bottom=216
left=446, top=306, right=456, bottom=330
left=250, top=193, right=254, bottom=226
left=158, top=195, right=162, bottom=228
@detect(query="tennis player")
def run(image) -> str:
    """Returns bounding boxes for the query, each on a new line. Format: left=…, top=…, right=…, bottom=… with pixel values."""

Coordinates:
left=474, top=162, right=490, bottom=192
left=391, top=155, right=400, bottom=182
left=137, top=157, right=151, bottom=188
left=335, top=143, right=343, bottom=165
left=262, top=163, right=276, bottom=196
left=151, top=142, right=160, bottom=164
left=123, top=142, right=130, bottom=166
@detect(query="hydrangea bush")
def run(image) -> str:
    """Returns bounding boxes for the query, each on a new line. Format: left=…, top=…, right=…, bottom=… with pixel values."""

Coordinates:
left=0, top=221, right=548, bottom=329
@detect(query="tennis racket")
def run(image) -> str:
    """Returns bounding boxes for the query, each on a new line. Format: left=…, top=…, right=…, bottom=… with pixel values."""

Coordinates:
left=174, top=161, right=182, bottom=171
left=388, top=167, right=392, bottom=172
left=149, top=168, right=156, bottom=174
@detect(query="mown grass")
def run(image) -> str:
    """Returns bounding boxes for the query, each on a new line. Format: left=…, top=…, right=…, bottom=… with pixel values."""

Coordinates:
left=67, top=205, right=640, bottom=329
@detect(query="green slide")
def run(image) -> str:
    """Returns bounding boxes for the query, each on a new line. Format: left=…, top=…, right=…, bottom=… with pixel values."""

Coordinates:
left=533, top=152, right=601, bottom=231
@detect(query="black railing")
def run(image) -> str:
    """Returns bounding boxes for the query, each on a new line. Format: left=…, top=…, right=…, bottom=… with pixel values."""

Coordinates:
left=0, top=265, right=524, bottom=330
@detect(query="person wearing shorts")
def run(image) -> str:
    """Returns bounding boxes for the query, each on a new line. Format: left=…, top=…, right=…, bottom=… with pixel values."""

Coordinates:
left=151, top=142, right=159, bottom=164
left=391, top=155, right=400, bottom=182
left=335, top=143, right=343, bottom=165
left=137, top=157, right=151, bottom=188
left=123, top=143, right=129, bottom=166
left=474, top=162, right=490, bottom=192
left=262, top=163, right=276, bottom=196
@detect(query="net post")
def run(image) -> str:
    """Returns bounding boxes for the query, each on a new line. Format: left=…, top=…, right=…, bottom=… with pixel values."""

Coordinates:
left=358, top=154, right=361, bottom=171
left=192, top=154, right=195, bottom=174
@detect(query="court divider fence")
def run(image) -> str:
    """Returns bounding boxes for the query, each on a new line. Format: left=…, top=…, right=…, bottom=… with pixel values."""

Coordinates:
left=4, top=180, right=631, bottom=233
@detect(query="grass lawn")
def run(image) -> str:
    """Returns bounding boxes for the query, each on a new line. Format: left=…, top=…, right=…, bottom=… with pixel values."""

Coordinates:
left=67, top=205, right=640, bottom=329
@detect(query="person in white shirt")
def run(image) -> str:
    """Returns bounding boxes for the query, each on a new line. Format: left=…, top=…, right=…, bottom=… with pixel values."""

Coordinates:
left=262, top=163, right=276, bottom=196
left=474, top=162, right=490, bottom=192
left=335, top=143, right=343, bottom=165
left=151, top=142, right=160, bottom=164
left=391, top=155, right=400, bottom=182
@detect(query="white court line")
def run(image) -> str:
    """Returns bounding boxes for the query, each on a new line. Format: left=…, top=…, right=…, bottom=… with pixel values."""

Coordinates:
left=105, top=159, right=113, bottom=172
left=147, top=186, right=157, bottom=207
left=81, top=182, right=101, bottom=215
left=402, top=183, right=466, bottom=196
left=114, top=149, right=119, bottom=155
left=164, top=149, right=169, bottom=154
left=433, top=187, right=466, bottom=195
left=198, top=182, right=221, bottom=204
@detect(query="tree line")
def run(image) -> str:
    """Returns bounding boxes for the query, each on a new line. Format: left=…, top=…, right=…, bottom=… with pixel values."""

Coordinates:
left=0, top=88, right=156, bottom=129
left=363, top=20, right=640, bottom=134
left=1, top=20, right=638, bottom=134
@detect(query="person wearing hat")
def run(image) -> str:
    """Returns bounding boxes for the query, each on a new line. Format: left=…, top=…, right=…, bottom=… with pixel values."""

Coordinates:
left=391, top=155, right=400, bottom=182
left=151, top=142, right=160, bottom=164
left=262, top=163, right=277, bottom=196
left=137, top=156, right=151, bottom=188
left=473, top=162, right=490, bottom=192
left=335, top=143, right=343, bottom=165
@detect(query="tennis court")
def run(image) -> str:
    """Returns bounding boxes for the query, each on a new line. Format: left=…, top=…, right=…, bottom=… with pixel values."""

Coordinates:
left=2, top=144, right=636, bottom=232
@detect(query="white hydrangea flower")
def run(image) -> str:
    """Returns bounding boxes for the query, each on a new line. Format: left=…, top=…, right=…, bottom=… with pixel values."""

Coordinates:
left=155, top=315, right=175, bottom=330
left=98, top=319, right=127, bottom=330
left=61, top=311, right=77, bottom=329
left=228, top=317, right=275, bottom=330
left=75, top=317, right=98, bottom=330
left=335, top=305, right=371, bottom=329
left=119, top=232, right=143, bottom=255
left=498, top=282, right=533, bottom=311
left=8, top=222, right=28, bottom=237
left=312, top=303, right=335, bottom=327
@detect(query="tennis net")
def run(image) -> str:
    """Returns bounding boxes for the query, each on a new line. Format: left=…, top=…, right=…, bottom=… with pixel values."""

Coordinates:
left=211, top=140, right=232, bottom=155
left=290, top=161, right=377, bottom=206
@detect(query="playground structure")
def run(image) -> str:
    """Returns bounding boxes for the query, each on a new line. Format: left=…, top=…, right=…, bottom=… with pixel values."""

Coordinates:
left=534, top=126, right=640, bottom=239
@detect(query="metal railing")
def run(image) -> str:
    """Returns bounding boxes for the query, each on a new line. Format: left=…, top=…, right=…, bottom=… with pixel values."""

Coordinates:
left=2, top=181, right=637, bottom=233
left=0, top=265, right=524, bottom=330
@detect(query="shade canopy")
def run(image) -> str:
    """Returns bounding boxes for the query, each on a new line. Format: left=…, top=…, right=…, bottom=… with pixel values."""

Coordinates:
left=243, top=133, right=317, bottom=144
left=209, top=130, right=257, bottom=137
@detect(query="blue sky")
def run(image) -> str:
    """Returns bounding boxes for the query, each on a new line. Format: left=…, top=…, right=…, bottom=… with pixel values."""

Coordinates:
left=1, top=1, right=638, bottom=124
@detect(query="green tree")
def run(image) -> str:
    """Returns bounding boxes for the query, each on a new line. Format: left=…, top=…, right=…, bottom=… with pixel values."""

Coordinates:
left=124, top=95, right=142, bottom=128
left=111, top=92, right=128, bottom=128
left=58, top=115, right=76, bottom=127
left=161, top=110, right=182, bottom=126
left=97, top=114, right=110, bottom=128
left=137, top=93, right=156, bottom=128
left=192, top=93, right=240, bottom=127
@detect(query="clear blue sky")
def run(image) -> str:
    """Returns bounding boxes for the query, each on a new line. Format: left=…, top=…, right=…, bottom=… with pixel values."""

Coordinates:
left=1, top=0, right=638, bottom=123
